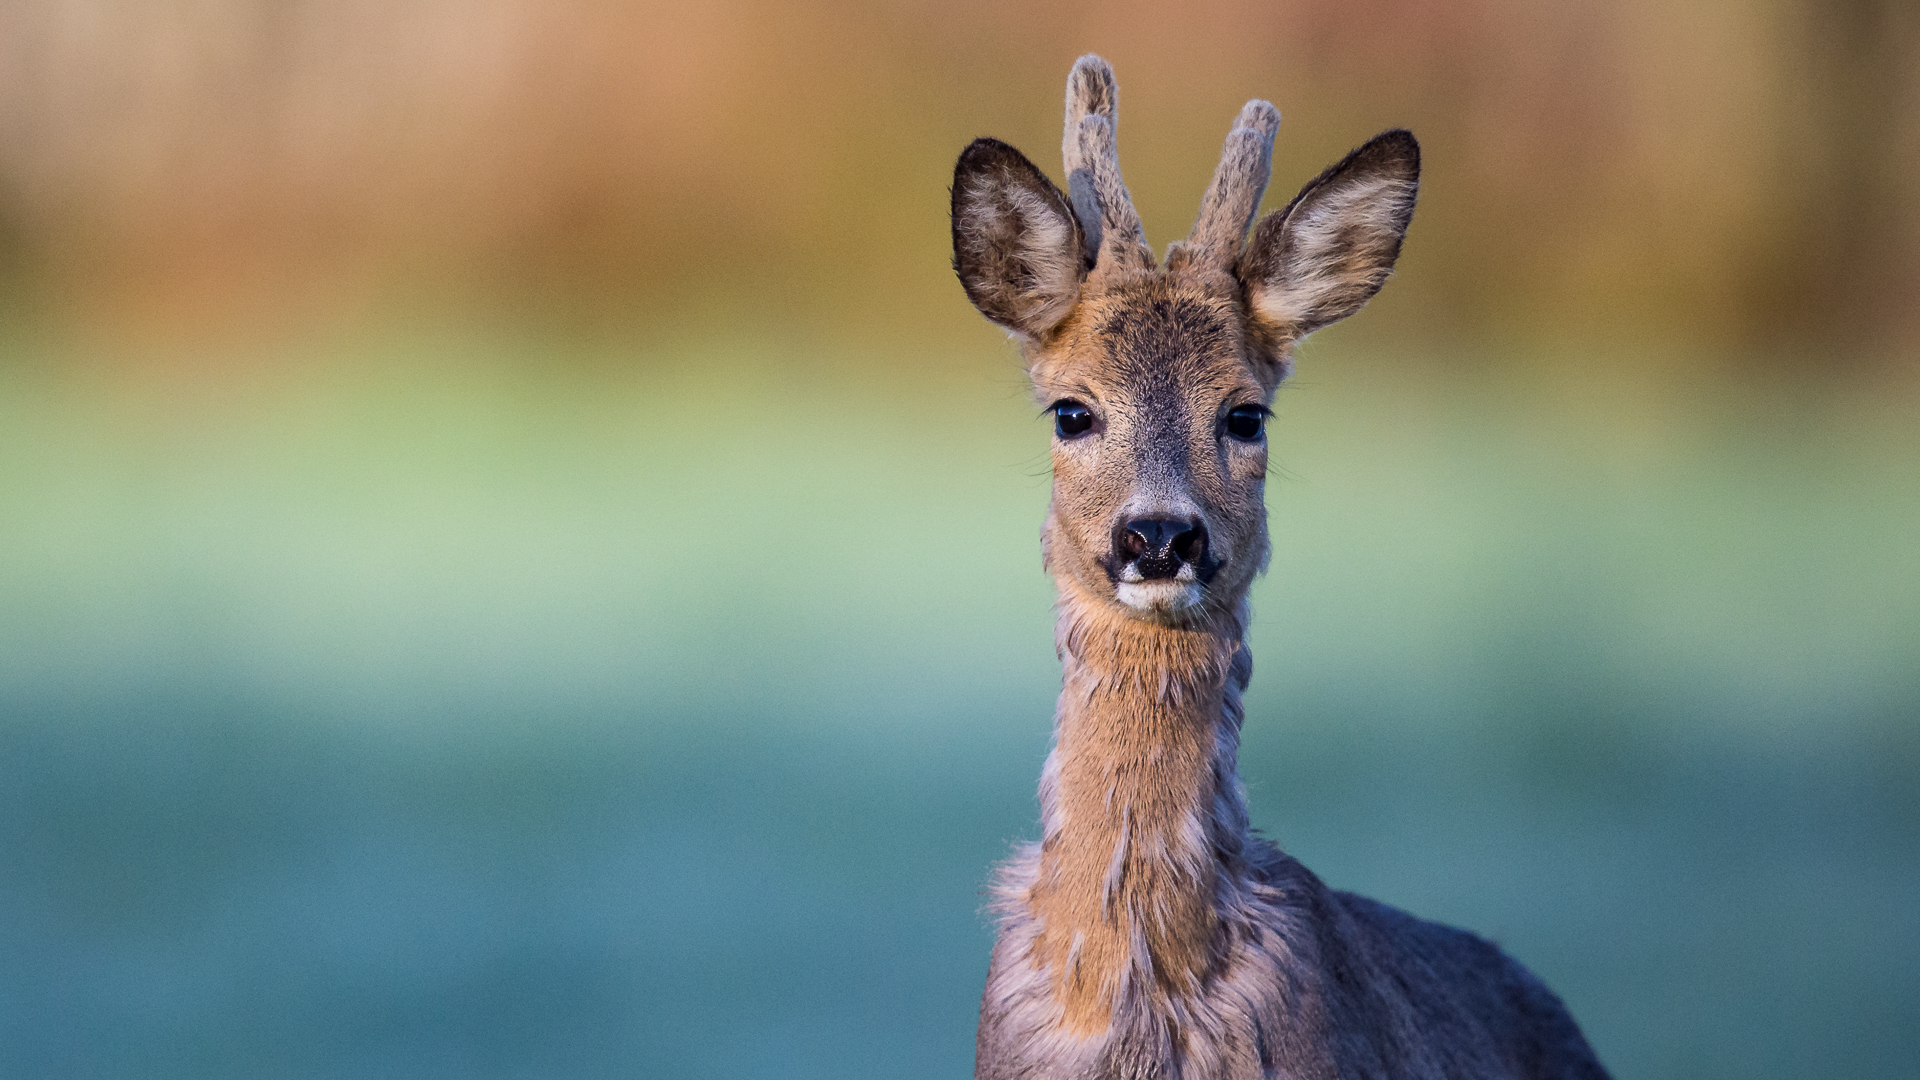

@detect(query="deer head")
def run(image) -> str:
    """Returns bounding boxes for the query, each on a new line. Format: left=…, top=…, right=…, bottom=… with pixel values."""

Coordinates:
left=953, top=55, right=1419, bottom=625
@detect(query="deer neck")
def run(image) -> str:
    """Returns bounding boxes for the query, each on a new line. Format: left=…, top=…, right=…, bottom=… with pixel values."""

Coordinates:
left=1027, top=582, right=1254, bottom=1037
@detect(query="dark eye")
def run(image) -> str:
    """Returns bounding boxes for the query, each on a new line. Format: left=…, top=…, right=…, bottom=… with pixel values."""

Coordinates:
left=1225, top=404, right=1267, bottom=441
left=1053, top=401, right=1095, bottom=438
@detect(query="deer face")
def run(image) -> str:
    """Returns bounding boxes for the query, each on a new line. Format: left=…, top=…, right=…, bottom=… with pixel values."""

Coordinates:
left=1029, top=276, right=1275, bottom=620
left=952, top=56, right=1418, bottom=623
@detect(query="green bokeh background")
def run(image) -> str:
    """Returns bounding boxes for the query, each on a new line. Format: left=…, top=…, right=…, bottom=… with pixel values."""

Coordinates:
left=1, top=2, right=1916, bottom=1076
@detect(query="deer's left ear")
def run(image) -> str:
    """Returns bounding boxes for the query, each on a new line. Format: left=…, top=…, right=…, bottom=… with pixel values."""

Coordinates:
left=952, top=138, right=1089, bottom=342
left=1239, top=129, right=1419, bottom=347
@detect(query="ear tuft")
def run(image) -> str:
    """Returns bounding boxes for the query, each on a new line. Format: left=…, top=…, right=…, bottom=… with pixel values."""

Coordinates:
left=952, top=138, right=1088, bottom=340
left=1239, top=129, right=1420, bottom=345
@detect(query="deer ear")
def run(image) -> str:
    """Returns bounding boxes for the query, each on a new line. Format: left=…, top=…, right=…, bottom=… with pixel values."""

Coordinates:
left=1239, top=129, right=1419, bottom=346
left=952, top=138, right=1089, bottom=341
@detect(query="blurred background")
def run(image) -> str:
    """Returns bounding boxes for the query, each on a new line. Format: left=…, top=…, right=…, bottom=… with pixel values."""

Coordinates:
left=0, top=0, right=1916, bottom=1076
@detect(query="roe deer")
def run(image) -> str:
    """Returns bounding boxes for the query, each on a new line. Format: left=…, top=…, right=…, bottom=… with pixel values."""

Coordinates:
left=951, top=55, right=1611, bottom=1080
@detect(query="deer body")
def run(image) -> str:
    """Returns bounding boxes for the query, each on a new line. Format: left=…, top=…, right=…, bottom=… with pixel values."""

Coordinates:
left=953, top=57, right=1610, bottom=1080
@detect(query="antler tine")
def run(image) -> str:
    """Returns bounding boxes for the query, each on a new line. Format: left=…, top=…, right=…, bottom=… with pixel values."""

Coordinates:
left=1063, top=54, right=1151, bottom=270
left=1183, top=99, right=1280, bottom=270
left=1062, top=55, right=1116, bottom=177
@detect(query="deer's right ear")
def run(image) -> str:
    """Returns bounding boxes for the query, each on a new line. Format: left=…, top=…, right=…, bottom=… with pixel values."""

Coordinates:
left=1238, top=129, right=1419, bottom=354
left=952, top=138, right=1089, bottom=341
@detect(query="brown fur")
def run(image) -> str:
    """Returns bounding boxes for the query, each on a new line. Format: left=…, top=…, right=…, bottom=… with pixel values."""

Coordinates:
left=955, top=55, right=1608, bottom=1080
left=1031, top=271, right=1278, bottom=629
left=1031, top=587, right=1239, bottom=1034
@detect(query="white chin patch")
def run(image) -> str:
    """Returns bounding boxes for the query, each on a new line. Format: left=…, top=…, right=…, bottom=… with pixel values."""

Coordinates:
left=1114, top=579, right=1204, bottom=613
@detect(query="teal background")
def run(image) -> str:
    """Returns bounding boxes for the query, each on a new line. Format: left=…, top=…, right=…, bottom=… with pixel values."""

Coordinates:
left=1, top=325, right=1915, bottom=1077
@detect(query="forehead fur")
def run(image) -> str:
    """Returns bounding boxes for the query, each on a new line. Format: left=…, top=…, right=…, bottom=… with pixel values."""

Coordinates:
left=1028, top=271, right=1275, bottom=397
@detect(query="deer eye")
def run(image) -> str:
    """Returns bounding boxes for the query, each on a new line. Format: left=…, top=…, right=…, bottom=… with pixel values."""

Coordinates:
left=1224, top=405, right=1267, bottom=441
left=1053, top=401, right=1096, bottom=438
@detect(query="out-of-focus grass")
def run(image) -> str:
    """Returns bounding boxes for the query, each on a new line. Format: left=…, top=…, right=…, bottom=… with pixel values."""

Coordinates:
left=0, top=325, right=1061, bottom=730
left=0, top=324, right=1915, bottom=1077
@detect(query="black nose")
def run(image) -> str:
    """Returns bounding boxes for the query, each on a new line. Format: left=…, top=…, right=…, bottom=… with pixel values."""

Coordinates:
left=1118, top=518, right=1208, bottom=580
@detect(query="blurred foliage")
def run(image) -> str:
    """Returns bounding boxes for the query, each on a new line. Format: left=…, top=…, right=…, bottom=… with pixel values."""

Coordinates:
left=0, top=0, right=1916, bottom=360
